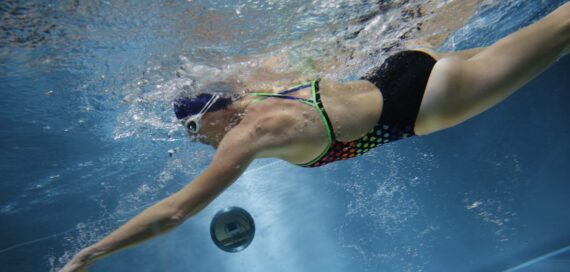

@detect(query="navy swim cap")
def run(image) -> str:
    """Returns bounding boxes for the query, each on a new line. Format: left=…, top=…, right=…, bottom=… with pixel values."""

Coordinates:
left=173, top=81, right=237, bottom=119
left=173, top=93, right=233, bottom=120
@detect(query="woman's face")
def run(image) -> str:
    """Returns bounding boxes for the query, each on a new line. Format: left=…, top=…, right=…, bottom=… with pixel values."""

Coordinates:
left=185, top=111, right=227, bottom=148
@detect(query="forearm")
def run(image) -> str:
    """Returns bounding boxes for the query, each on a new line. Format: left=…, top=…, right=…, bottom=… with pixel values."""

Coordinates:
left=74, top=169, right=222, bottom=266
left=77, top=197, right=192, bottom=265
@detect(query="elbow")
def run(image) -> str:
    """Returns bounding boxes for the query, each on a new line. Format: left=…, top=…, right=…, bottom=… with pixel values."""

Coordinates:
left=168, top=202, right=209, bottom=226
left=163, top=207, right=187, bottom=228
left=167, top=212, right=187, bottom=227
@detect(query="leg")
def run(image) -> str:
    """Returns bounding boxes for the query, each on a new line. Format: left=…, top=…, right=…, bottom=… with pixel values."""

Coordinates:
left=415, top=3, right=570, bottom=135
left=415, top=47, right=485, bottom=61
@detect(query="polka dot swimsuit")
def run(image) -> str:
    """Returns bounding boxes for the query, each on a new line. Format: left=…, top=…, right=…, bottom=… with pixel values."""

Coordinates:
left=300, top=51, right=436, bottom=168
left=305, top=124, right=414, bottom=167
left=249, top=51, right=436, bottom=168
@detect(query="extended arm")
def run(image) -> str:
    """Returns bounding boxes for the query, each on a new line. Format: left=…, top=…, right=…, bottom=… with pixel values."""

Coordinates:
left=60, top=126, right=261, bottom=271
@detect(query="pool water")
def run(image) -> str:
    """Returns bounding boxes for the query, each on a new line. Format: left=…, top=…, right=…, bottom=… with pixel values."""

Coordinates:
left=0, top=1, right=569, bottom=271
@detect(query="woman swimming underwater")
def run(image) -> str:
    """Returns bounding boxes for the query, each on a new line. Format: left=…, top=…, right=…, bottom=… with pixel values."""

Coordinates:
left=61, top=3, right=569, bottom=271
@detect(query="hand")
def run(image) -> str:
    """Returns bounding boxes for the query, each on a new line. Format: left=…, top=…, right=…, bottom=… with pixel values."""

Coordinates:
left=59, top=257, right=87, bottom=272
left=59, top=248, right=93, bottom=272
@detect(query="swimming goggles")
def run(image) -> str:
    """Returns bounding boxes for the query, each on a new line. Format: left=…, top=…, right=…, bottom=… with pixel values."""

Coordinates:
left=182, top=94, right=220, bottom=134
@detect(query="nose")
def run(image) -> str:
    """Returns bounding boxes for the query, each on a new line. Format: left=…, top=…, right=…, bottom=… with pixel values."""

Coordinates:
left=186, top=132, right=200, bottom=141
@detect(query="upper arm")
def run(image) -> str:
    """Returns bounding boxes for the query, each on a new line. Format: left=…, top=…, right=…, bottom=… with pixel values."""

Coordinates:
left=170, top=122, right=281, bottom=219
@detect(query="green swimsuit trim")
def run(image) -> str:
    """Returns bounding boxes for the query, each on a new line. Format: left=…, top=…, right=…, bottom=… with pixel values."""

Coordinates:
left=297, top=80, right=333, bottom=166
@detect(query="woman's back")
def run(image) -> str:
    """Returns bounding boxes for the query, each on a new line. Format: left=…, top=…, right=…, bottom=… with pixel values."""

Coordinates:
left=319, top=79, right=383, bottom=141
left=242, top=79, right=383, bottom=164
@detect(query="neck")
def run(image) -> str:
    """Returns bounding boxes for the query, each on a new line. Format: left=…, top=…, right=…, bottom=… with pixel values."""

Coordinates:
left=233, top=93, right=257, bottom=108
left=218, top=102, right=247, bottom=134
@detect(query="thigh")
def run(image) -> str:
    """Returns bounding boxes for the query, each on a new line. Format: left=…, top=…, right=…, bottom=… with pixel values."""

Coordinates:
left=415, top=3, right=570, bottom=135
left=414, top=58, right=468, bottom=135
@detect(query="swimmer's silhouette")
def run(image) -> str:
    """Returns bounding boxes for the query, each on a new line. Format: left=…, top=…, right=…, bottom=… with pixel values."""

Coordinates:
left=61, top=3, right=570, bottom=271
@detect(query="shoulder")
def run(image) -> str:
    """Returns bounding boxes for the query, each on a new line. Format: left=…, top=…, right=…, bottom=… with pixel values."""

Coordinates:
left=218, top=109, right=296, bottom=156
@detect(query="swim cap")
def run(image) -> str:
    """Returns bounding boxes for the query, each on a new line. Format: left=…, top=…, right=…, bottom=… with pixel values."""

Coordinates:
left=173, top=93, right=233, bottom=120
left=173, top=81, right=238, bottom=119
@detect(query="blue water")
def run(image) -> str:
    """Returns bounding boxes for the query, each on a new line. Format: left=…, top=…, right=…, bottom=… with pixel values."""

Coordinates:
left=1, top=1, right=569, bottom=271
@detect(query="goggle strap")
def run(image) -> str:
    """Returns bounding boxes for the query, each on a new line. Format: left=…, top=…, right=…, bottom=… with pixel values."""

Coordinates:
left=183, top=95, right=219, bottom=133
left=198, top=95, right=219, bottom=116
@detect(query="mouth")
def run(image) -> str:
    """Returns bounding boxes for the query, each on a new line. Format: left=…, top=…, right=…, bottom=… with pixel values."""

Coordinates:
left=190, top=134, right=216, bottom=147
left=186, top=131, right=218, bottom=148
left=187, top=132, right=205, bottom=142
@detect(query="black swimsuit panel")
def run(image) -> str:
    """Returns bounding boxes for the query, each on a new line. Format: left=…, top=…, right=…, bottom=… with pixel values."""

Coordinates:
left=302, top=50, right=437, bottom=167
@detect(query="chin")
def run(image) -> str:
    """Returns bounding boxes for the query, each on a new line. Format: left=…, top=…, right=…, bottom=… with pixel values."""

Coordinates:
left=199, top=139, right=217, bottom=149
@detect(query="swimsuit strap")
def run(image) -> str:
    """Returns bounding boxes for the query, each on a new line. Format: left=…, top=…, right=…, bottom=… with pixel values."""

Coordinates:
left=296, top=80, right=336, bottom=167
left=278, top=83, right=312, bottom=95
left=312, top=80, right=336, bottom=139
left=248, top=83, right=314, bottom=106
left=247, top=80, right=336, bottom=166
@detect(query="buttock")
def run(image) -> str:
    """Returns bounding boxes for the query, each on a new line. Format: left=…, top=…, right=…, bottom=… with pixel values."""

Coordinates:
left=361, top=50, right=437, bottom=135
left=299, top=51, right=437, bottom=168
